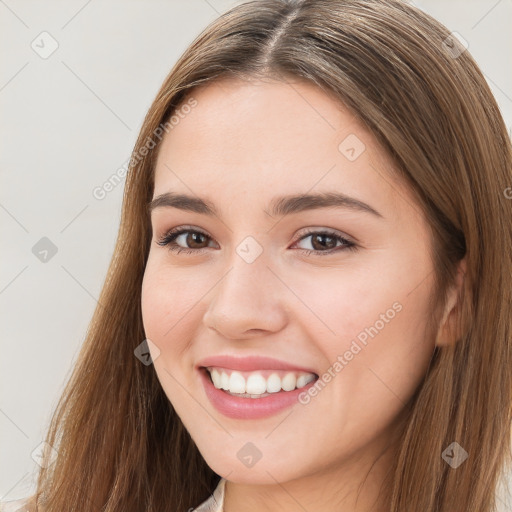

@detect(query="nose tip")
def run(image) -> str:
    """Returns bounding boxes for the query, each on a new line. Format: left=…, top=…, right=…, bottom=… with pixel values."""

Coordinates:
left=202, top=264, right=289, bottom=339
left=204, top=310, right=282, bottom=340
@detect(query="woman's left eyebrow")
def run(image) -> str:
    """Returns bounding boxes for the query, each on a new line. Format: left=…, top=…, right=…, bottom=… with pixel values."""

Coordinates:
left=148, top=191, right=384, bottom=219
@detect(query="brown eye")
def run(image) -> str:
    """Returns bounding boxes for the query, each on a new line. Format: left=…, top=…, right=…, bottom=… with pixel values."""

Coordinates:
left=310, top=233, right=338, bottom=251
left=293, top=229, right=357, bottom=256
left=184, top=232, right=209, bottom=249
left=156, top=228, right=216, bottom=254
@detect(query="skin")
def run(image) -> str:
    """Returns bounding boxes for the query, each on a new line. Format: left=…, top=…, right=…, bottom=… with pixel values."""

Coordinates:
left=141, top=76, right=465, bottom=512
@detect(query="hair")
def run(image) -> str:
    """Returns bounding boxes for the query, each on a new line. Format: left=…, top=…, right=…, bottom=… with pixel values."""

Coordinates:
left=27, top=0, right=511, bottom=510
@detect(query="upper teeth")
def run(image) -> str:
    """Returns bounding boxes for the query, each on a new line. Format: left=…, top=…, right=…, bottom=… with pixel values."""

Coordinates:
left=206, top=367, right=316, bottom=396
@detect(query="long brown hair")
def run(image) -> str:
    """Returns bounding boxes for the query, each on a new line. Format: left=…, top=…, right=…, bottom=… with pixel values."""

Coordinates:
left=31, top=0, right=512, bottom=510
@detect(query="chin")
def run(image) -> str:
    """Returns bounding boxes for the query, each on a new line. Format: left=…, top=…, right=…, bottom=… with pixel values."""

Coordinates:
left=200, top=448, right=308, bottom=485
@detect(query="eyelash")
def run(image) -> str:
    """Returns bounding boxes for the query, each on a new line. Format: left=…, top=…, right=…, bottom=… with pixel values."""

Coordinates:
left=156, top=226, right=357, bottom=256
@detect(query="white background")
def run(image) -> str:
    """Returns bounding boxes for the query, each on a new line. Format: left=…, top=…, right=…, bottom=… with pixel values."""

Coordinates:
left=1, top=0, right=511, bottom=507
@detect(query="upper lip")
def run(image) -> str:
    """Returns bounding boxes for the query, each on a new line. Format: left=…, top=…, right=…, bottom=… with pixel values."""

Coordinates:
left=197, top=355, right=318, bottom=375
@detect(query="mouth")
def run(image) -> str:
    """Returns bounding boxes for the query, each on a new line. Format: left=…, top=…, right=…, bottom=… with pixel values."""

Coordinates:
left=196, top=355, right=320, bottom=419
left=201, top=366, right=319, bottom=398
left=198, top=365, right=319, bottom=419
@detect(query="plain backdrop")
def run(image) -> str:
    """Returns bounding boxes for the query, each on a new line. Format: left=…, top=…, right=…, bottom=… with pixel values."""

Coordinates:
left=1, top=0, right=511, bottom=506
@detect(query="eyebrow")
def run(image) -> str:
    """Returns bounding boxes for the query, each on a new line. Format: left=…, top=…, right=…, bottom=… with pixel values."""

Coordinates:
left=148, top=191, right=383, bottom=219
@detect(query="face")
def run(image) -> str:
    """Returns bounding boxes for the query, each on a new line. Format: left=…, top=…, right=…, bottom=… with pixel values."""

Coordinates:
left=141, top=77, right=438, bottom=486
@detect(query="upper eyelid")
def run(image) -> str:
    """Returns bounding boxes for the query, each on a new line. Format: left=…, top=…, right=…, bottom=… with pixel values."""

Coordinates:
left=158, top=225, right=349, bottom=237
left=157, top=226, right=354, bottom=246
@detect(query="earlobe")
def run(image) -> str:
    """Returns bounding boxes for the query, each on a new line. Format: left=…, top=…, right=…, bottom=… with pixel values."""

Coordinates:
left=435, top=257, right=467, bottom=347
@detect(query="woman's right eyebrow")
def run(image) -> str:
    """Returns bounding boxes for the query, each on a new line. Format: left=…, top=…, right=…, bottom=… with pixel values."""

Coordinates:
left=148, top=191, right=384, bottom=220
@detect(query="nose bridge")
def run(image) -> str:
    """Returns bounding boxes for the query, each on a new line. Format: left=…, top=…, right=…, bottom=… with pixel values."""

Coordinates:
left=203, top=240, right=288, bottom=337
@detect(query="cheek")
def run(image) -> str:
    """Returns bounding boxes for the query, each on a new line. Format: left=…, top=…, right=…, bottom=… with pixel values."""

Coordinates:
left=140, top=262, right=203, bottom=406
left=285, top=261, right=419, bottom=352
left=141, top=259, right=201, bottom=341
left=291, top=256, right=434, bottom=402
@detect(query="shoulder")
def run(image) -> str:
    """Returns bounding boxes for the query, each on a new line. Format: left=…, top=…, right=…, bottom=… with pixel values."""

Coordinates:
left=0, top=495, right=38, bottom=512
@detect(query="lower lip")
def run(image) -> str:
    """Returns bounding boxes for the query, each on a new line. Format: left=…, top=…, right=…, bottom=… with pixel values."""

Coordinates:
left=198, top=368, right=317, bottom=420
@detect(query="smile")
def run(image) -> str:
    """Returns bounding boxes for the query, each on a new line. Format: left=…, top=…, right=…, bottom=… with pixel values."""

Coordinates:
left=205, top=366, right=317, bottom=397
left=198, top=362, right=319, bottom=419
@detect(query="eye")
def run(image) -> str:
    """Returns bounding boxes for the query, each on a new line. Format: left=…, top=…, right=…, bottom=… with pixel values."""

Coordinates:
left=156, top=226, right=216, bottom=255
left=155, top=226, right=357, bottom=256
left=291, top=228, right=357, bottom=256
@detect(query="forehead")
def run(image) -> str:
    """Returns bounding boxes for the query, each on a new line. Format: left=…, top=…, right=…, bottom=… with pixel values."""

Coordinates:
left=152, top=77, right=417, bottom=223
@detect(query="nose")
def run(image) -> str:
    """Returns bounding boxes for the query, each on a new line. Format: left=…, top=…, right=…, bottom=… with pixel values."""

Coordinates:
left=202, top=256, right=289, bottom=339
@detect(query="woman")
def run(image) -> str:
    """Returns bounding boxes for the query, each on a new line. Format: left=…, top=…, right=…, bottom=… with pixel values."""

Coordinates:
left=2, top=0, right=511, bottom=510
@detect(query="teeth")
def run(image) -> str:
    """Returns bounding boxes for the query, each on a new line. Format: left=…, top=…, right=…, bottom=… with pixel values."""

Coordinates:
left=246, top=373, right=267, bottom=394
left=220, top=371, right=229, bottom=390
left=211, top=369, right=221, bottom=388
left=297, top=374, right=314, bottom=388
left=281, top=373, right=296, bottom=391
left=229, top=372, right=246, bottom=393
left=207, top=367, right=316, bottom=396
left=266, top=373, right=282, bottom=393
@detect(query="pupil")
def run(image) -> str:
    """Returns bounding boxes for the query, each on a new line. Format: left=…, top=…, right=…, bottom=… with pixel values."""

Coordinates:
left=189, top=232, right=205, bottom=248
left=313, top=234, right=335, bottom=250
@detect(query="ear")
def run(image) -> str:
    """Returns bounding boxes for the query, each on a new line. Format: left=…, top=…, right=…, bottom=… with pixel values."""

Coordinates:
left=435, top=257, right=467, bottom=347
